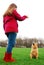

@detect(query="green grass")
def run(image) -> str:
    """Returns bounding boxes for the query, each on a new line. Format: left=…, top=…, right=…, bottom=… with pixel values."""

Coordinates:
left=0, top=48, right=44, bottom=65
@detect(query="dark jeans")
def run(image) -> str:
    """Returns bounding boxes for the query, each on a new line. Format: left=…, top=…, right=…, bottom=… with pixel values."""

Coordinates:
left=6, top=32, right=17, bottom=53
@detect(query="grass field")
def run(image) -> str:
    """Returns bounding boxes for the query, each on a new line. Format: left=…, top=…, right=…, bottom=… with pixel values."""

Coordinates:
left=0, top=48, right=44, bottom=65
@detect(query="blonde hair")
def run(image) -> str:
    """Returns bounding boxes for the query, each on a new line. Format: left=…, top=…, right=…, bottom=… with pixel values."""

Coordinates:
left=3, top=3, right=17, bottom=17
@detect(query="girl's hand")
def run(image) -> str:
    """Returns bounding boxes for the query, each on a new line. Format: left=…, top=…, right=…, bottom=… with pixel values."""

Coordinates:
left=24, top=15, right=28, bottom=18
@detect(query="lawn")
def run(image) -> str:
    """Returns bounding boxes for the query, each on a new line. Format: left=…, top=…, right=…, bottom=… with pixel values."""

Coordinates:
left=0, top=48, right=44, bottom=65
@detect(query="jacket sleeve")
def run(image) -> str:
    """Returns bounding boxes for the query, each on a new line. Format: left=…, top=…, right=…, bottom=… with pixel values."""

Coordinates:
left=3, top=18, right=5, bottom=30
left=12, top=10, right=27, bottom=21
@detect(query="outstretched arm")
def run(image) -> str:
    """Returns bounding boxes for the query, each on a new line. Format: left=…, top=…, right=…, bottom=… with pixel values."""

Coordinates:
left=12, top=10, right=28, bottom=21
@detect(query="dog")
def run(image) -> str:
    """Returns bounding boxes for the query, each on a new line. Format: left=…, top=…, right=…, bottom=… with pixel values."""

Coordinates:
left=30, top=42, right=38, bottom=59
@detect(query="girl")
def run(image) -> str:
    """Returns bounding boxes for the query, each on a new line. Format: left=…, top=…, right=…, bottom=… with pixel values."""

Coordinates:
left=3, top=3, right=28, bottom=62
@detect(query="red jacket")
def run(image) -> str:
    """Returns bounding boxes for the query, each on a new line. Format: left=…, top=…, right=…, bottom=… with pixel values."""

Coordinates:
left=3, top=10, right=27, bottom=33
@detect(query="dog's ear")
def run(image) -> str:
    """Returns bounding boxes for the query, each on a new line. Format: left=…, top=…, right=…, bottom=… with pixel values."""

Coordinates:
left=36, top=43, right=38, bottom=46
left=33, top=43, right=34, bottom=45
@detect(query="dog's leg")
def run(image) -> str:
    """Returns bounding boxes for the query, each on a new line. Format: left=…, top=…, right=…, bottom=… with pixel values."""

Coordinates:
left=36, top=54, right=38, bottom=59
left=30, top=54, right=32, bottom=59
